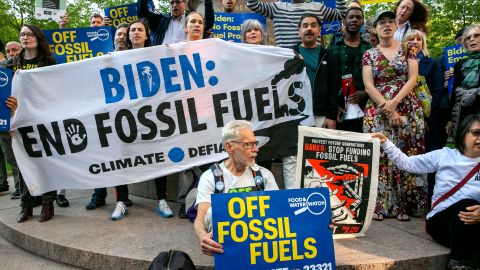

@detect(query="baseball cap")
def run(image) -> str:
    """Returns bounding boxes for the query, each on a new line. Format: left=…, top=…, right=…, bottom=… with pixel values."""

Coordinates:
left=371, top=10, right=396, bottom=26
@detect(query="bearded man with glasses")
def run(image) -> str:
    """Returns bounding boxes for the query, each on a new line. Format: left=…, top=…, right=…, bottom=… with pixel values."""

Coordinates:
left=193, top=120, right=279, bottom=256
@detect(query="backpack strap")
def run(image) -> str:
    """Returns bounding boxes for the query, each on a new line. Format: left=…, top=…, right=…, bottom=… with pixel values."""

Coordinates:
left=252, top=168, right=265, bottom=191
left=210, top=163, right=224, bottom=193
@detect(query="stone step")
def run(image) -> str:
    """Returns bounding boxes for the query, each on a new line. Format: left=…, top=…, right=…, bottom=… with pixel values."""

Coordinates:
left=0, top=187, right=449, bottom=270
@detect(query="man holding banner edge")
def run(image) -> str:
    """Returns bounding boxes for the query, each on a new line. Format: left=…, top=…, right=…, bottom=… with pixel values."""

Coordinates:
left=194, top=120, right=278, bottom=255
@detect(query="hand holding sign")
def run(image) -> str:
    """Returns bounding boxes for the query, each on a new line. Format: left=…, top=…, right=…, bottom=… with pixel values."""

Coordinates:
left=5, top=96, right=18, bottom=112
left=200, top=231, right=223, bottom=256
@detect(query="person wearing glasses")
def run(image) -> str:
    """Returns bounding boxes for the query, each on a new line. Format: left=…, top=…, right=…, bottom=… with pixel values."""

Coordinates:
left=194, top=120, right=278, bottom=255
left=371, top=113, right=480, bottom=270
left=362, top=10, right=426, bottom=222
left=8, top=24, right=57, bottom=222
left=137, top=0, right=214, bottom=45
left=448, top=24, right=480, bottom=139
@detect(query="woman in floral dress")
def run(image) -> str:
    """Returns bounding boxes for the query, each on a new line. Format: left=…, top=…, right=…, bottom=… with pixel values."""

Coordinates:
left=362, top=11, right=427, bottom=221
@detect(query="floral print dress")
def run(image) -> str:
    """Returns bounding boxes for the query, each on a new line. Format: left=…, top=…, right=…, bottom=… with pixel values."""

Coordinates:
left=362, top=44, right=427, bottom=217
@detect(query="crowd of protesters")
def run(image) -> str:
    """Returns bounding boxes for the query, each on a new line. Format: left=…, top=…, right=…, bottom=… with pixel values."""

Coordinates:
left=0, top=0, right=479, bottom=269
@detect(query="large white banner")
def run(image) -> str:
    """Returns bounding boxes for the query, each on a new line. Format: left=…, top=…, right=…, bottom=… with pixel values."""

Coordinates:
left=296, top=127, right=379, bottom=238
left=12, top=39, right=313, bottom=195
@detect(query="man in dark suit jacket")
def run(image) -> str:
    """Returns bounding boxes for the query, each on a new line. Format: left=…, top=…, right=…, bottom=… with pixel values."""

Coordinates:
left=137, top=0, right=214, bottom=45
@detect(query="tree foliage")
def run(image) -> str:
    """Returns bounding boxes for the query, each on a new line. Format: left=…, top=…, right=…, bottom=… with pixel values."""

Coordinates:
left=363, top=0, right=480, bottom=58
left=423, top=0, right=480, bottom=58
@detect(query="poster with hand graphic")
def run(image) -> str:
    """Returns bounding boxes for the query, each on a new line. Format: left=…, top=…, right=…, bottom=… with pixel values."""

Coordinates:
left=296, top=127, right=380, bottom=239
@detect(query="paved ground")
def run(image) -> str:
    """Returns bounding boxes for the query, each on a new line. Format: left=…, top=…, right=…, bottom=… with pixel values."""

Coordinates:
left=0, top=176, right=450, bottom=270
left=0, top=195, right=82, bottom=270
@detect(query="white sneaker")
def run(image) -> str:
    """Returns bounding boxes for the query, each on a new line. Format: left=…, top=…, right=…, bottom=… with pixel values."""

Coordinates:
left=156, top=199, right=173, bottom=218
left=110, top=201, right=127, bottom=221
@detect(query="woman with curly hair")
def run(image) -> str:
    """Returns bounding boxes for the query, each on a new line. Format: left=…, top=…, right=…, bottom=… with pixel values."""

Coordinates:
left=393, top=0, right=428, bottom=41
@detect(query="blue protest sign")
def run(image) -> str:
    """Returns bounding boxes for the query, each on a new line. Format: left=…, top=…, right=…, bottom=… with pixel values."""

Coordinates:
left=322, top=20, right=342, bottom=35
left=105, top=3, right=139, bottom=28
left=443, top=44, right=468, bottom=94
left=212, top=13, right=266, bottom=42
left=212, top=188, right=335, bottom=270
left=44, top=26, right=114, bottom=64
left=0, top=68, right=12, bottom=132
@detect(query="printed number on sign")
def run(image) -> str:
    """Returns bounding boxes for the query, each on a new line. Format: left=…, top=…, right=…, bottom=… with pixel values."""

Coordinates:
left=303, top=263, right=333, bottom=270
left=0, top=119, right=7, bottom=126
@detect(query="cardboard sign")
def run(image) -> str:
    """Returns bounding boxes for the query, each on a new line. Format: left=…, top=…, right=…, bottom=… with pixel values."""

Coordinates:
left=212, top=188, right=335, bottom=270
left=296, top=127, right=380, bottom=239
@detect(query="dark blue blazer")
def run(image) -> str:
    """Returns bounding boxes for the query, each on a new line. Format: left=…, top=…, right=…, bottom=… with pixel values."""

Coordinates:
left=138, top=0, right=214, bottom=45
left=419, top=52, right=445, bottom=152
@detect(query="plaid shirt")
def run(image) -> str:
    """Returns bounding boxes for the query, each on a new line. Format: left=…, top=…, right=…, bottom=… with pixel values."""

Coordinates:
left=328, top=38, right=371, bottom=91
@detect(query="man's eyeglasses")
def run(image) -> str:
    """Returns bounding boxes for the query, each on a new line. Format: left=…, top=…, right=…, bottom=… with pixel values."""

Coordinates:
left=170, top=0, right=184, bottom=5
left=229, top=141, right=259, bottom=149
left=467, top=129, right=480, bottom=138
left=20, top=32, right=35, bottom=38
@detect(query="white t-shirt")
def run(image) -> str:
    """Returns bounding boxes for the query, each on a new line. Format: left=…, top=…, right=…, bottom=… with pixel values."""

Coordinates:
left=382, top=140, right=480, bottom=219
left=195, top=162, right=278, bottom=207
left=162, top=14, right=186, bottom=45
left=394, top=20, right=411, bottom=41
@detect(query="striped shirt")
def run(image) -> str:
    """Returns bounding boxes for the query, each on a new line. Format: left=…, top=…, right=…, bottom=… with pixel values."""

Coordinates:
left=247, top=0, right=347, bottom=48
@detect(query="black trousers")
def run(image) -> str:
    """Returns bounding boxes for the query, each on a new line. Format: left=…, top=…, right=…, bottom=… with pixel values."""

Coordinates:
left=155, top=176, right=167, bottom=200
left=115, top=185, right=129, bottom=202
left=19, top=172, right=56, bottom=207
left=93, top=185, right=130, bottom=202
left=426, top=199, right=480, bottom=264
